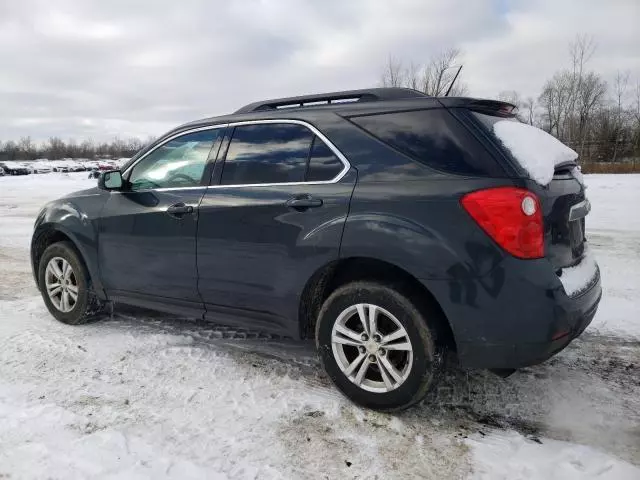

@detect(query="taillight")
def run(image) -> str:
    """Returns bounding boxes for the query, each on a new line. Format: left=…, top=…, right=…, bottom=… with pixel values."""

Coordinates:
left=461, top=187, right=544, bottom=259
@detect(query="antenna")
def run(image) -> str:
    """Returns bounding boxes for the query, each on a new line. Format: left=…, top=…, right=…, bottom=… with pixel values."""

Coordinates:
left=444, top=65, right=463, bottom=97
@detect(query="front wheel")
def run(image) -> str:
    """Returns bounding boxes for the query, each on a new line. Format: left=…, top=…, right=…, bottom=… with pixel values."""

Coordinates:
left=38, top=241, right=102, bottom=325
left=316, top=282, right=441, bottom=411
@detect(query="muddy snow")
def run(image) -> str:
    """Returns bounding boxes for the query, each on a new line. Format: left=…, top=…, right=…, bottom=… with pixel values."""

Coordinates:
left=0, top=172, right=638, bottom=479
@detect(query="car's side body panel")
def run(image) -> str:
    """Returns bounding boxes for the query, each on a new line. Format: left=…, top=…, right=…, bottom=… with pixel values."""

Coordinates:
left=195, top=118, right=357, bottom=337
left=97, top=188, right=207, bottom=303
left=197, top=173, right=356, bottom=336
left=31, top=187, right=109, bottom=299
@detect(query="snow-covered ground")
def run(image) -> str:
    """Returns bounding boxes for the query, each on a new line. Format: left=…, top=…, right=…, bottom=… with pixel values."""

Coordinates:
left=0, top=173, right=638, bottom=479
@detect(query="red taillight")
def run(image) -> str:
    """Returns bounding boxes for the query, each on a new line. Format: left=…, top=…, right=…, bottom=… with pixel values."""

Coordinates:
left=461, top=187, right=544, bottom=259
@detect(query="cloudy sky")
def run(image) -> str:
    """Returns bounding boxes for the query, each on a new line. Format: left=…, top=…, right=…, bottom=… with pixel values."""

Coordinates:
left=1, top=0, right=638, bottom=142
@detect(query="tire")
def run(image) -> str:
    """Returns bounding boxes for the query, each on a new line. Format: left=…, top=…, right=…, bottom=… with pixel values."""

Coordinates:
left=38, top=241, right=102, bottom=325
left=316, top=281, right=441, bottom=411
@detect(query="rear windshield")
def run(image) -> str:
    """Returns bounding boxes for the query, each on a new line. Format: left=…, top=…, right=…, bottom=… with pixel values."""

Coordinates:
left=472, top=112, right=578, bottom=186
left=350, top=109, right=505, bottom=177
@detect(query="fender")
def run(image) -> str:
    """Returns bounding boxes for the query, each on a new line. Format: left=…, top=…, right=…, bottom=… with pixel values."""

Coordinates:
left=31, top=189, right=109, bottom=300
left=339, top=211, right=504, bottom=282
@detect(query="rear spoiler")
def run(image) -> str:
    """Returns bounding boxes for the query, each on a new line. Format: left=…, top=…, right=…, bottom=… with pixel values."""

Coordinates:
left=438, top=98, right=517, bottom=117
left=467, top=99, right=517, bottom=117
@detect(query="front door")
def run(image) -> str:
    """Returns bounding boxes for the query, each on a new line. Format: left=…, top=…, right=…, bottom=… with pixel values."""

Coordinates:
left=98, top=127, right=224, bottom=313
left=197, top=121, right=355, bottom=335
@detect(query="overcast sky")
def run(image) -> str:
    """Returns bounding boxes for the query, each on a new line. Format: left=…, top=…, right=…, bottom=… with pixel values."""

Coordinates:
left=1, top=0, right=638, bottom=142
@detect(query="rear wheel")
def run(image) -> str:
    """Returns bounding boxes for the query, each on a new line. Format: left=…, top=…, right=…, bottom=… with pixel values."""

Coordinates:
left=316, top=281, right=441, bottom=411
left=38, top=241, right=103, bottom=325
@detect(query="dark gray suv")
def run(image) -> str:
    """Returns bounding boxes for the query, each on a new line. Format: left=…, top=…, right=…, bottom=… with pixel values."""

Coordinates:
left=31, top=88, right=601, bottom=410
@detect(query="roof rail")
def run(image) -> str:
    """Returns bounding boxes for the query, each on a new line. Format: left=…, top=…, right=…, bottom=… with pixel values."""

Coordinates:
left=234, top=88, right=427, bottom=114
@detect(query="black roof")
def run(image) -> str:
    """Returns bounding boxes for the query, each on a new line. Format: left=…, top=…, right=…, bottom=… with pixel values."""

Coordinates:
left=234, top=87, right=428, bottom=114
left=172, top=88, right=516, bottom=134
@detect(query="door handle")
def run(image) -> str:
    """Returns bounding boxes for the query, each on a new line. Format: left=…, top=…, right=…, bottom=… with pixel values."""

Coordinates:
left=286, top=195, right=323, bottom=210
left=166, top=203, right=194, bottom=218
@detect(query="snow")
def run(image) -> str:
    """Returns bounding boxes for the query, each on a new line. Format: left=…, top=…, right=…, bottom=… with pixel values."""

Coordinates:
left=467, top=431, right=639, bottom=480
left=0, top=172, right=639, bottom=479
left=559, top=247, right=599, bottom=297
left=493, top=120, right=578, bottom=186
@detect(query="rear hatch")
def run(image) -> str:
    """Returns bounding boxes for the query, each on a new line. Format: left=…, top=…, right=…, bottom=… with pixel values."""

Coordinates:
left=471, top=110, right=588, bottom=270
left=533, top=165, right=588, bottom=270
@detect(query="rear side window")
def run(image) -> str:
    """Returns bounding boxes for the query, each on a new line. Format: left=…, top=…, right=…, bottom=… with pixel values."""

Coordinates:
left=306, top=137, right=344, bottom=182
left=221, top=124, right=313, bottom=185
left=350, top=109, right=502, bottom=176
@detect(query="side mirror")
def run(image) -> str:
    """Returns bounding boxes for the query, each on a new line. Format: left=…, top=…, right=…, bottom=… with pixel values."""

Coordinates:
left=98, top=170, right=124, bottom=190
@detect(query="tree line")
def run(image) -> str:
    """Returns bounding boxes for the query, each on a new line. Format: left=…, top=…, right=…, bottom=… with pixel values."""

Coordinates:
left=381, top=36, right=640, bottom=166
left=0, top=136, right=151, bottom=161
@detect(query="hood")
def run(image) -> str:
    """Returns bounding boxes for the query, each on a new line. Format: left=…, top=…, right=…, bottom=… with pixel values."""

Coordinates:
left=62, top=186, right=103, bottom=199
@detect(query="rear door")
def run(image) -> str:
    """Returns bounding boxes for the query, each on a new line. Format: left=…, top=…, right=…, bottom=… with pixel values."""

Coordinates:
left=98, top=127, right=224, bottom=313
left=197, top=120, right=355, bottom=335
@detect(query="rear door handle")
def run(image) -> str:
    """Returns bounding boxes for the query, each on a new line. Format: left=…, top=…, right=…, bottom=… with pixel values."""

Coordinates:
left=286, top=195, right=323, bottom=210
left=166, top=203, right=194, bottom=218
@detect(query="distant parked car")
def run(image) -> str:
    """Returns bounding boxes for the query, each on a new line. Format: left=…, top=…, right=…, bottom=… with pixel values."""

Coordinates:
left=0, top=167, right=5, bottom=176
left=88, top=170, right=101, bottom=179
left=0, top=162, right=30, bottom=175
left=30, top=165, right=53, bottom=174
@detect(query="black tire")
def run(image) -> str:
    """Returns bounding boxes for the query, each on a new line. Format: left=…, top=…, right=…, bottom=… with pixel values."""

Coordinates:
left=316, top=281, right=441, bottom=411
left=38, top=241, right=102, bottom=325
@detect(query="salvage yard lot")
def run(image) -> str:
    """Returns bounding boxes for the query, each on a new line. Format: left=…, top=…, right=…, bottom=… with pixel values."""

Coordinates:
left=0, top=173, right=638, bottom=479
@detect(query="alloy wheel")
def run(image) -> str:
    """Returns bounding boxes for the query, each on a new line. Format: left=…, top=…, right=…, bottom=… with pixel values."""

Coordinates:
left=45, top=257, right=78, bottom=313
left=331, top=303, right=413, bottom=393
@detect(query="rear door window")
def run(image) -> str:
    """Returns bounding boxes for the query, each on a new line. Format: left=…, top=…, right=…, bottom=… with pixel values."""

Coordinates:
left=221, top=124, right=313, bottom=185
left=350, top=109, right=503, bottom=176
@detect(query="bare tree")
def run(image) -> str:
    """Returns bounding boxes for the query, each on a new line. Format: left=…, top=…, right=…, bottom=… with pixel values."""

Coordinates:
left=498, top=90, right=535, bottom=123
left=575, top=72, right=607, bottom=158
left=2, top=140, right=18, bottom=160
left=17, top=136, right=36, bottom=160
left=404, top=61, right=421, bottom=90
left=498, top=90, right=522, bottom=107
left=379, top=48, right=467, bottom=96
left=539, top=71, right=574, bottom=138
left=612, top=70, right=630, bottom=161
left=380, top=55, right=405, bottom=87
left=633, top=80, right=640, bottom=125
left=421, top=48, right=466, bottom=96
left=522, top=97, right=537, bottom=126
left=633, top=80, right=640, bottom=156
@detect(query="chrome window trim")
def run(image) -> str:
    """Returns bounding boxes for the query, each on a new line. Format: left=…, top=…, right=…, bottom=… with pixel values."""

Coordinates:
left=218, top=119, right=351, bottom=187
left=117, top=119, right=352, bottom=193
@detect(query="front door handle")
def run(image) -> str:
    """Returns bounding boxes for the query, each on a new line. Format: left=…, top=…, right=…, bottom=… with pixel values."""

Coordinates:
left=286, top=195, right=323, bottom=210
left=166, top=203, right=194, bottom=218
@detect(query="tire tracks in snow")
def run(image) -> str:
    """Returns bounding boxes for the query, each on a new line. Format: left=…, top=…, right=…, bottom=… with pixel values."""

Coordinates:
left=102, top=305, right=640, bottom=465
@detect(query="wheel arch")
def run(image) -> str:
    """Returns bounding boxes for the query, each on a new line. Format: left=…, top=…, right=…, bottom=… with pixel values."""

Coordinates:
left=31, top=225, right=106, bottom=300
left=298, top=256, right=456, bottom=352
